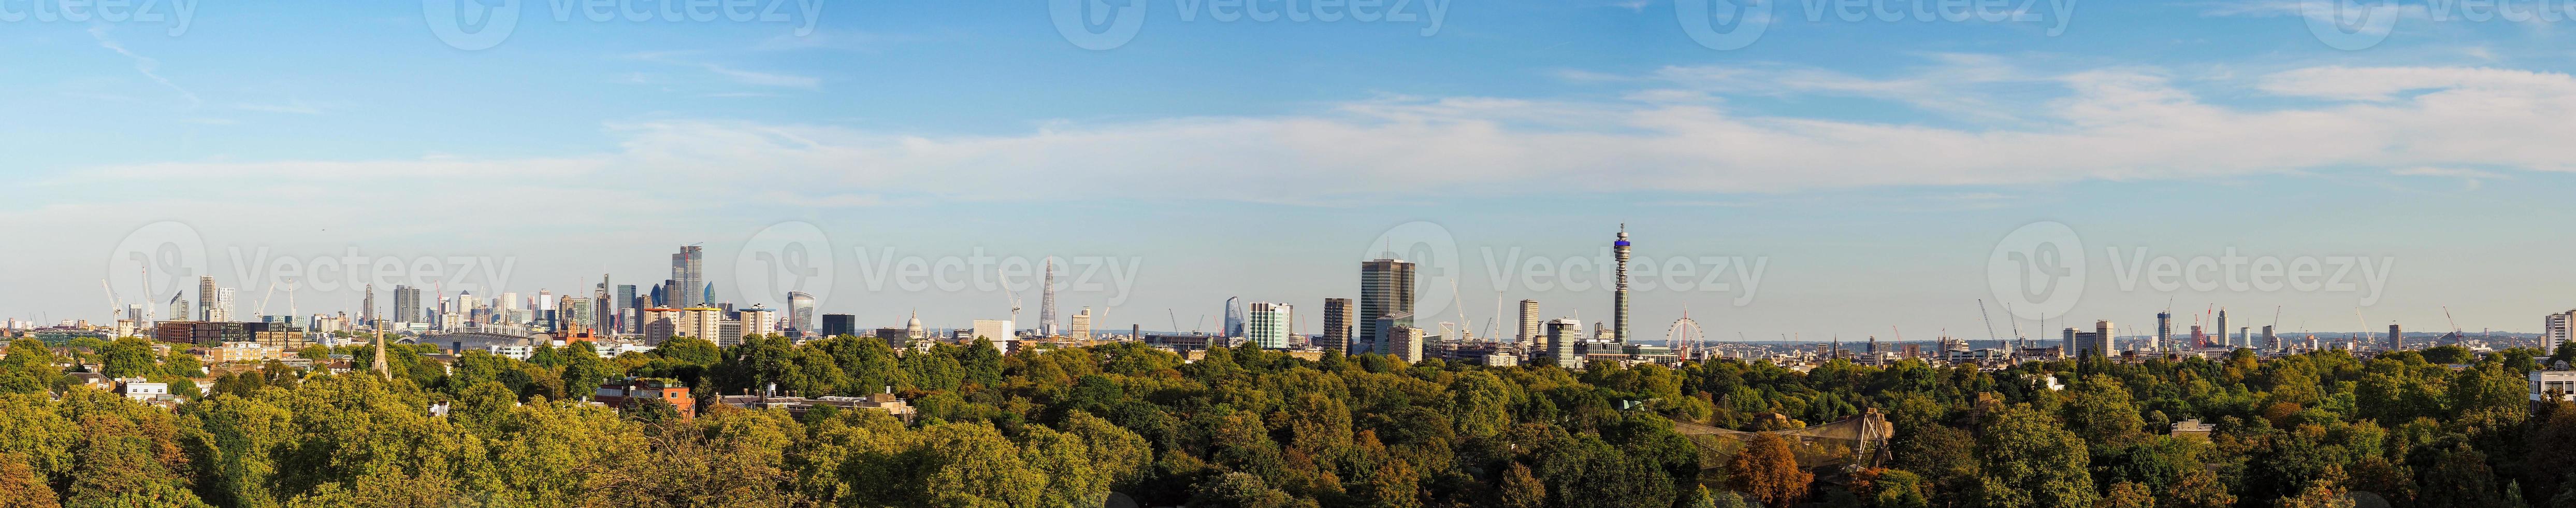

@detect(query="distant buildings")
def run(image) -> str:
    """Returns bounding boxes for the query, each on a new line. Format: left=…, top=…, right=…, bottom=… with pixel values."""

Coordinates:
left=822, top=313, right=856, bottom=337
left=1068, top=307, right=1093, bottom=341
left=671, top=245, right=706, bottom=308
left=1246, top=302, right=1292, bottom=350
left=1320, top=298, right=1353, bottom=354
left=787, top=292, right=816, bottom=338
left=1358, top=259, right=1416, bottom=354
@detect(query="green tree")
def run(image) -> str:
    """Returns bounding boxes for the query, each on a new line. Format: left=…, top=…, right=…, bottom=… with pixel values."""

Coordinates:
left=1974, top=406, right=2097, bottom=508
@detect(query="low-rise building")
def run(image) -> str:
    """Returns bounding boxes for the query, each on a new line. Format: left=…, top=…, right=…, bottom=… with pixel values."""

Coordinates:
left=595, top=377, right=697, bottom=418
left=2534, top=370, right=2576, bottom=402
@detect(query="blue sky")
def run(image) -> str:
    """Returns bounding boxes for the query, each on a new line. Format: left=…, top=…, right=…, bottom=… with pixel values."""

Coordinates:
left=9, top=0, right=2576, bottom=342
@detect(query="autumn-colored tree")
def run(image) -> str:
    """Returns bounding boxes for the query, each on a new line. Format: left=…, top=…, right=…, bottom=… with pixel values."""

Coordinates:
left=1727, top=433, right=1812, bottom=507
left=1495, top=463, right=1545, bottom=508
left=2102, top=481, right=2157, bottom=508
left=0, top=454, right=56, bottom=508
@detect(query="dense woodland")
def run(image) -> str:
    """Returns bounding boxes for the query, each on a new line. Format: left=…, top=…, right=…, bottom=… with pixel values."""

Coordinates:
left=0, top=334, right=2573, bottom=508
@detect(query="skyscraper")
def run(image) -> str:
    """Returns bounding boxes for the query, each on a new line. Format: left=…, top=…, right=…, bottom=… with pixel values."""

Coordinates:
left=1038, top=258, right=1059, bottom=336
left=1069, top=307, right=1093, bottom=341
left=197, top=276, right=216, bottom=321
left=1612, top=224, right=1631, bottom=343
left=1545, top=318, right=1582, bottom=368
left=1321, top=298, right=1353, bottom=354
left=2216, top=308, right=2228, bottom=349
left=1223, top=297, right=1244, bottom=338
left=617, top=285, right=639, bottom=333
left=2389, top=323, right=2404, bottom=351
left=2155, top=311, right=2172, bottom=351
left=672, top=245, right=705, bottom=308
left=821, top=314, right=856, bottom=337
left=1246, top=302, right=1291, bottom=349
left=394, top=285, right=422, bottom=324
left=213, top=287, right=235, bottom=322
left=1517, top=299, right=1541, bottom=347
left=1358, top=259, right=1416, bottom=351
left=168, top=293, right=189, bottom=324
left=363, top=285, right=377, bottom=326
left=787, top=291, right=816, bottom=337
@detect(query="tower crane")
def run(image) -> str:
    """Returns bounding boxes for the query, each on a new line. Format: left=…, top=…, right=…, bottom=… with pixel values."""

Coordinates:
left=1977, top=299, right=1999, bottom=343
left=255, top=279, right=281, bottom=318
left=100, top=279, right=121, bottom=321
left=1167, top=308, right=1180, bottom=335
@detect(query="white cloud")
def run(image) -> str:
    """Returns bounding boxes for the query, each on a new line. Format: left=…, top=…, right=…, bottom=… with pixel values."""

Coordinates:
left=47, top=64, right=2576, bottom=209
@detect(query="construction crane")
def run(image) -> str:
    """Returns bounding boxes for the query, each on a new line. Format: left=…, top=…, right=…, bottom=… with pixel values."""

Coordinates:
left=255, top=279, right=281, bottom=318
left=2444, top=306, right=2463, bottom=345
left=1977, top=299, right=1999, bottom=343
left=100, top=279, right=121, bottom=321
left=1167, top=308, right=1180, bottom=335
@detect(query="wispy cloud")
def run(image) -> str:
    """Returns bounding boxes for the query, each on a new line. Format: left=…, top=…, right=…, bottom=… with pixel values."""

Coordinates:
left=234, top=100, right=325, bottom=115
left=698, top=63, right=820, bottom=89
left=88, top=25, right=199, bottom=109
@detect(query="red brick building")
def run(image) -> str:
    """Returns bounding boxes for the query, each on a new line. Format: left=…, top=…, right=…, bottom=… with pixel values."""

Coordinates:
left=594, top=377, right=696, bottom=418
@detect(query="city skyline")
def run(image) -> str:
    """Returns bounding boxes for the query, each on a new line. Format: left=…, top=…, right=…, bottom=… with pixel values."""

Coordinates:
left=15, top=1, right=2576, bottom=343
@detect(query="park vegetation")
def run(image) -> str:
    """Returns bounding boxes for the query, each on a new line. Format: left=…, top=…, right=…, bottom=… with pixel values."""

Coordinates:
left=0, top=333, right=2571, bottom=508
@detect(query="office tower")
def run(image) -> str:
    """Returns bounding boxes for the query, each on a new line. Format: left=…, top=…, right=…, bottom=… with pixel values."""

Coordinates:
left=168, top=293, right=189, bottom=324
left=787, top=291, right=816, bottom=337
left=1038, top=259, right=1059, bottom=336
left=1321, top=298, right=1354, bottom=354
left=363, top=285, right=378, bottom=326
left=2389, top=324, right=2404, bottom=351
left=702, top=284, right=716, bottom=308
left=649, top=283, right=667, bottom=308
left=2217, top=308, right=2228, bottom=348
left=1246, top=302, right=1292, bottom=349
left=1517, top=299, right=1541, bottom=346
left=2238, top=327, right=2251, bottom=349
left=1612, top=224, right=1631, bottom=343
left=2261, top=326, right=2277, bottom=350
left=970, top=319, right=1015, bottom=343
left=673, top=307, right=727, bottom=345
left=616, top=285, right=639, bottom=332
left=2155, top=312, right=2172, bottom=351
left=596, top=274, right=613, bottom=333
left=197, top=276, right=217, bottom=321
left=1069, top=307, right=1093, bottom=340
left=1223, top=297, right=1244, bottom=338
left=1372, top=313, right=1414, bottom=357
left=739, top=305, right=777, bottom=337
left=394, top=286, right=422, bottom=324
left=672, top=245, right=705, bottom=308
left=1358, top=259, right=1417, bottom=351
left=124, top=304, right=144, bottom=323
left=1545, top=318, right=1583, bottom=368
left=2062, top=327, right=2075, bottom=349
left=2548, top=311, right=2576, bottom=346
left=213, top=287, right=235, bottom=321
left=563, top=298, right=594, bottom=333
left=2090, top=320, right=2114, bottom=357
left=1387, top=326, right=1426, bottom=363
left=821, top=314, right=856, bottom=337
left=2189, top=325, right=2205, bottom=348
